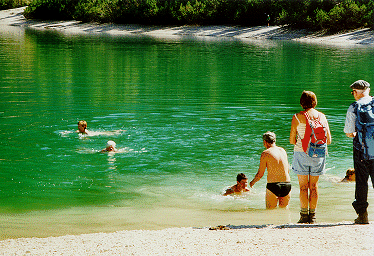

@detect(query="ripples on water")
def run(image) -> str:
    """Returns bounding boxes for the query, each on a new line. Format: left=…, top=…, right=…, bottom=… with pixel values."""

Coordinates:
left=1, top=26, right=374, bottom=238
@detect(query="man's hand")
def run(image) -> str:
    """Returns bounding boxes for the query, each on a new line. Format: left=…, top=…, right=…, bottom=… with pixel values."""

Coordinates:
left=346, top=132, right=356, bottom=138
left=249, top=180, right=255, bottom=188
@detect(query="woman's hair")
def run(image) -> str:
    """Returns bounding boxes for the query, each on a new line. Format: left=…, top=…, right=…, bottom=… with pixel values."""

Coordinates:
left=300, top=91, right=317, bottom=110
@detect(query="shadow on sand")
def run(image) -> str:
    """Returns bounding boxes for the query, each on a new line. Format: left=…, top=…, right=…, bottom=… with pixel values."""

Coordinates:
left=2, top=7, right=374, bottom=45
left=205, top=222, right=360, bottom=230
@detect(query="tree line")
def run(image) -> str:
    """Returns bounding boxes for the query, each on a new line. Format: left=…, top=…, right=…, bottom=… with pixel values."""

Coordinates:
left=2, top=0, right=374, bottom=32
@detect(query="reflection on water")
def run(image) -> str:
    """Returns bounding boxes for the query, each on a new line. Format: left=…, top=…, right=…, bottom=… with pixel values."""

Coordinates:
left=1, top=25, right=374, bottom=238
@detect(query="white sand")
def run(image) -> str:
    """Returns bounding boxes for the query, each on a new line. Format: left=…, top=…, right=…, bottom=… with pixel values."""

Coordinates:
left=0, top=223, right=373, bottom=255
left=1, top=6, right=374, bottom=255
left=1, top=7, right=374, bottom=46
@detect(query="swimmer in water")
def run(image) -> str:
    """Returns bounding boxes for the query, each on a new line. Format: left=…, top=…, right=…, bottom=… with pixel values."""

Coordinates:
left=341, top=168, right=356, bottom=182
left=76, top=120, right=125, bottom=136
left=223, top=173, right=250, bottom=196
left=101, top=140, right=117, bottom=153
left=77, top=120, right=89, bottom=134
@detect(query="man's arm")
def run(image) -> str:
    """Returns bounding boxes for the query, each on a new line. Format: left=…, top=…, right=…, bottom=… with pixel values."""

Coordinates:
left=250, top=152, right=267, bottom=187
left=344, top=105, right=356, bottom=138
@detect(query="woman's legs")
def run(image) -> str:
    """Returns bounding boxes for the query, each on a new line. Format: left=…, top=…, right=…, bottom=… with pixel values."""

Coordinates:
left=308, top=175, right=319, bottom=210
left=297, top=174, right=319, bottom=209
left=297, top=174, right=319, bottom=223
left=297, top=174, right=309, bottom=209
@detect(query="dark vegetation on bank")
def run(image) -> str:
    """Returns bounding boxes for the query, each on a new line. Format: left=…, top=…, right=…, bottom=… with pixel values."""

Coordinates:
left=3, top=0, right=374, bottom=32
left=0, top=0, right=30, bottom=9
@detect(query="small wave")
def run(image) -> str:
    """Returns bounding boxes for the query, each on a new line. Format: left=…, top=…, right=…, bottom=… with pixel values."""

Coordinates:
left=81, top=129, right=126, bottom=137
left=58, top=130, right=74, bottom=137
left=59, top=129, right=126, bottom=138
left=77, top=148, right=99, bottom=154
left=76, top=147, right=147, bottom=154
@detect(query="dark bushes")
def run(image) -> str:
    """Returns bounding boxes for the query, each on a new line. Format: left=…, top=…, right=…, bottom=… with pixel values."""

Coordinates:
left=0, top=0, right=31, bottom=10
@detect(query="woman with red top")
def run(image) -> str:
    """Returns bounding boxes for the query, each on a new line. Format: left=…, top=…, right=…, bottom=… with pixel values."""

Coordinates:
left=290, top=91, right=332, bottom=224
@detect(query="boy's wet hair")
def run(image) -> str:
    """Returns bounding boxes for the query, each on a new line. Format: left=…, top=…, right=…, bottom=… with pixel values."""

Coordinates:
left=78, top=120, right=87, bottom=128
left=237, top=173, right=247, bottom=182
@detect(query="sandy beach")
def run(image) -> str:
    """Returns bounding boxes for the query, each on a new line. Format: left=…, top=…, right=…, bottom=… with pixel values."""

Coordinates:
left=1, top=6, right=374, bottom=256
left=0, top=223, right=373, bottom=255
left=1, top=6, right=374, bottom=46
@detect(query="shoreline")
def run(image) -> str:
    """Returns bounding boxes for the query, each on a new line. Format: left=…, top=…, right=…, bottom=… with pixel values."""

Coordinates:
left=1, top=7, right=374, bottom=46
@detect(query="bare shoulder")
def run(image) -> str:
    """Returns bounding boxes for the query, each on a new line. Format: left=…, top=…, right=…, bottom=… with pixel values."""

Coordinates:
left=264, top=146, right=288, bottom=160
left=295, top=111, right=306, bottom=122
left=261, top=147, right=277, bottom=159
left=319, top=111, right=328, bottom=120
left=278, top=146, right=287, bottom=153
left=261, top=149, right=271, bottom=158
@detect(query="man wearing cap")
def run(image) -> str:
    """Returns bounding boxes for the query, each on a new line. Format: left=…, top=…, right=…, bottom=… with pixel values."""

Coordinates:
left=344, top=79, right=374, bottom=224
left=250, top=131, right=291, bottom=209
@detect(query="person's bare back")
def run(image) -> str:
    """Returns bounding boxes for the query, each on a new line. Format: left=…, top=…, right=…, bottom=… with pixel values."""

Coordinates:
left=262, top=146, right=290, bottom=183
left=250, top=131, right=291, bottom=209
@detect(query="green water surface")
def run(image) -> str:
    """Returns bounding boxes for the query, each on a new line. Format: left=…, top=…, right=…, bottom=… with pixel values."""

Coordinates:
left=1, top=26, right=374, bottom=238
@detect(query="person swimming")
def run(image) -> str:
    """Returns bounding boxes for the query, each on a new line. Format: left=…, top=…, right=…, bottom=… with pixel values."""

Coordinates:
left=341, top=168, right=356, bottom=182
left=76, top=120, right=125, bottom=137
left=101, top=140, right=117, bottom=153
left=77, top=120, right=89, bottom=134
left=223, top=173, right=250, bottom=196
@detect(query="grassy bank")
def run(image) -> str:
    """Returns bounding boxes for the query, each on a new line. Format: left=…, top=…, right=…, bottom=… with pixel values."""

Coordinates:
left=19, top=0, right=374, bottom=32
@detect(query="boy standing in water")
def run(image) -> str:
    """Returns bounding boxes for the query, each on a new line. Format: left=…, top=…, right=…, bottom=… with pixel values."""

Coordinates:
left=223, top=173, right=250, bottom=196
left=250, top=131, right=291, bottom=209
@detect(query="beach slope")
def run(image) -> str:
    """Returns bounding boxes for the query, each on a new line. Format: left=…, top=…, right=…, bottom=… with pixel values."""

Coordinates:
left=1, top=7, right=374, bottom=46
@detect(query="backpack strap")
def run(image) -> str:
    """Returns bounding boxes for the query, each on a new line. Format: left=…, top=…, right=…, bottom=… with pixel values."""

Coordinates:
left=302, top=111, right=312, bottom=153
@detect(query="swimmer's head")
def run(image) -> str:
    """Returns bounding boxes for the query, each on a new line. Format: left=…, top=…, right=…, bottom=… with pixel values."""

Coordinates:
left=263, top=131, right=276, bottom=144
left=107, top=140, right=116, bottom=148
left=236, top=173, right=247, bottom=183
left=345, top=168, right=355, bottom=181
left=78, top=120, right=87, bottom=133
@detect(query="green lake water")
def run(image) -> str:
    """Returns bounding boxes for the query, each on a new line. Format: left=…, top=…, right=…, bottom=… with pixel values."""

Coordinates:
left=1, top=25, right=374, bottom=239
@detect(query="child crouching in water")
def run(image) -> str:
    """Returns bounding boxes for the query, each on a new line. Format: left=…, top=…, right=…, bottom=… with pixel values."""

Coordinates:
left=223, top=173, right=250, bottom=196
